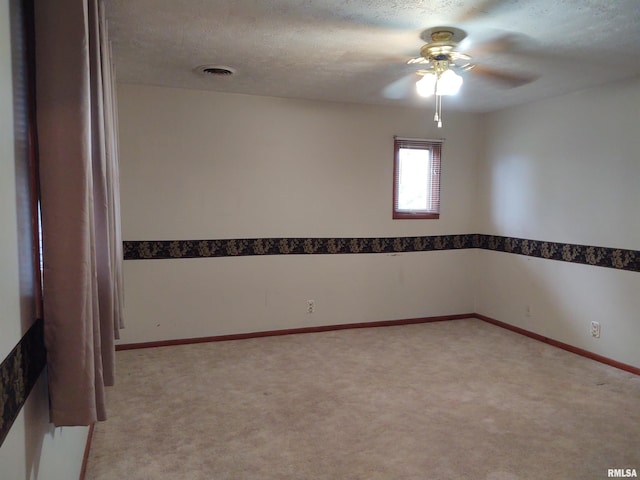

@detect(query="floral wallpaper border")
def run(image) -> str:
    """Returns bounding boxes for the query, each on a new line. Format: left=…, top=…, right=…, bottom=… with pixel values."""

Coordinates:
left=123, top=235, right=472, bottom=259
left=0, top=318, right=46, bottom=447
left=476, top=235, right=639, bottom=272
left=123, top=235, right=639, bottom=272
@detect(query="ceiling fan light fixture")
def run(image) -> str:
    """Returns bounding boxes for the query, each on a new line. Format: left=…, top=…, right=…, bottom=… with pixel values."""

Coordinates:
left=412, top=26, right=472, bottom=128
left=416, top=72, right=437, bottom=97
left=436, top=69, right=463, bottom=96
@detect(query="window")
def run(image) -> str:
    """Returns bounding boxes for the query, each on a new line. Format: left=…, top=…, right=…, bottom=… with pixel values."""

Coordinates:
left=393, top=136, right=442, bottom=219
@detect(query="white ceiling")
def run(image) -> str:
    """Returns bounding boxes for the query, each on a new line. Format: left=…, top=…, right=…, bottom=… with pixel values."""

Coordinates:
left=106, top=0, right=640, bottom=112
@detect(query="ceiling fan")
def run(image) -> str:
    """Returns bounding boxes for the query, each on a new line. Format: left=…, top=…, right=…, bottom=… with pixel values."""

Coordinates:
left=405, top=26, right=535, bottom=127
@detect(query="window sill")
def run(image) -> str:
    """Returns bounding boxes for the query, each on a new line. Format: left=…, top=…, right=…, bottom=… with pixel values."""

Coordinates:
left=393, top=212, right=440, bottom=220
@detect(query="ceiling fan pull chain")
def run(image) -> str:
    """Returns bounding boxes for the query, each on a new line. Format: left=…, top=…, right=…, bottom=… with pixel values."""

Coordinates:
left=434, top=95, right=443, bottom=128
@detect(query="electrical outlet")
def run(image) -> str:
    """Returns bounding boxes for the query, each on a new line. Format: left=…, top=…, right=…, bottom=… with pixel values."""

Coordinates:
left=307, top=299, right=315, bottom=314
left=590, top=321, right=601, bottom=338
left=525, top=305, right=532, bottom=317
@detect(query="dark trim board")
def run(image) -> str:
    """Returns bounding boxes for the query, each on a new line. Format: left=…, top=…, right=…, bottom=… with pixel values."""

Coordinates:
left=115, top=313, right=640, bottom=376
left=474, top=314, right=640, bottom=376
left=79, top=423, right=95, bottom=480
left=123, top=234, right=640, bottom=273
left=115, top=314, right=473, bottom=351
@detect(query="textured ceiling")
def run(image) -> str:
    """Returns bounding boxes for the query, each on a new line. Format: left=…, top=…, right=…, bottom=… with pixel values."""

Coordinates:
left=106, top=0, right=640, bottom=112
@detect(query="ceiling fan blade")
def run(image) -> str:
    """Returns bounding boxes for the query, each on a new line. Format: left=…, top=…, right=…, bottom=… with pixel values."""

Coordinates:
left=456, top=0, right=511, bottom=22
left=407, top=56, right=429, bottom=65
left=469, top=65, right=538, bottom=88
left=381, top=73, right=417, bottom=99
left=463, top=33, right=524, bottom=57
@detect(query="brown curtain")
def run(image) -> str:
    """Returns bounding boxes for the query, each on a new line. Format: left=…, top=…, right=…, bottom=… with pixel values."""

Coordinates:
left=35, top=0, right=123, bottom=426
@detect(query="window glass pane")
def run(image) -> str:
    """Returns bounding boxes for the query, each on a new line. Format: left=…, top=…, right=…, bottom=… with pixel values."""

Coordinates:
left=397, top=148, right=430, bottom=210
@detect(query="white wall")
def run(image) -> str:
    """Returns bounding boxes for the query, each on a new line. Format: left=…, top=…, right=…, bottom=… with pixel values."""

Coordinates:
left=117, top=84, right=481, bottom=343
left=0, top=0, right=23, bottom=362
left=119, top=85, right=479, bottom=239
left=0, top=376, right=88, bottom=480
left=0, top=1, right=88, bottom=478
left=475, top=77, right=640, bottom=368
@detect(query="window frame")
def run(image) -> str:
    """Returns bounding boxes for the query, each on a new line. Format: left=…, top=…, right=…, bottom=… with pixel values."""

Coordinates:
left=392, top=136, right=442, bottom=220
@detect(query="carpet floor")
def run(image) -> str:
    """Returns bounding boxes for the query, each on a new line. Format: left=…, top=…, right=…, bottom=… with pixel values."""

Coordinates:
left=85, top=319, right=640, bottom=480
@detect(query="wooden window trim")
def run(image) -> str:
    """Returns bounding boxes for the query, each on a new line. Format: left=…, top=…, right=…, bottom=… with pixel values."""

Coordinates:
left=24, top=0, right=43, bottom=318
left=393, top=136, right=442, bottom=220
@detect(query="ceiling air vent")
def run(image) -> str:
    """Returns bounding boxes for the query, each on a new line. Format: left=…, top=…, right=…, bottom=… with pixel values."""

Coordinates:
left=195, top=65, right=236, bottom=76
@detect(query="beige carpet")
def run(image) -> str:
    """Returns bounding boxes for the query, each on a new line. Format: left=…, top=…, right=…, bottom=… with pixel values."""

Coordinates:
left=85, top=319, right=640, bottom=480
